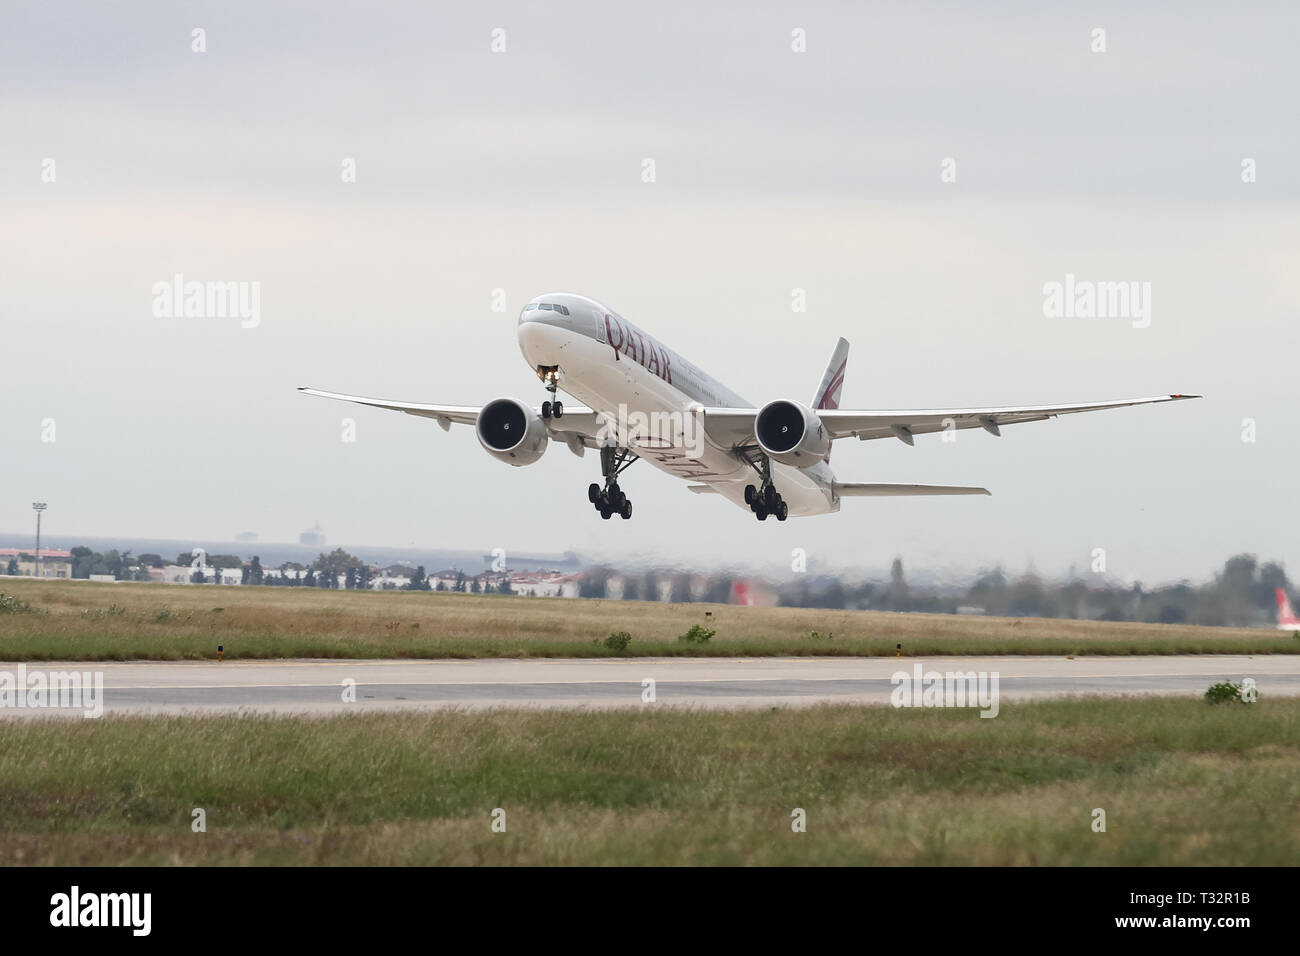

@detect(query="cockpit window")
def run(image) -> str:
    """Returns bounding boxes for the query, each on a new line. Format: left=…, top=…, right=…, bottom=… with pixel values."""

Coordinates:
left=555, top=304, right=570, bottom=315
left=538, top=303, right=553, bottom=311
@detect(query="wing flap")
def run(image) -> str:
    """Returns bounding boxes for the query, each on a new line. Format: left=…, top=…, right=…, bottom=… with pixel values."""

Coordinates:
left=834, top=483, right=991, bottom=497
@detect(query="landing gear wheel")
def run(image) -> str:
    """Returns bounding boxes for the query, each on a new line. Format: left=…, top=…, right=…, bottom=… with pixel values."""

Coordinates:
left=541, top=401, right=552, bottom=419
left=776, top=500, right=789, bottom=521
left=756, top=507, right=768, bottom=521
left=592, top=444, right=639, bottom=521
left=552, top=401, right=563, bottom=418
left=764, top=485, right=778, bottom=509
left=744, top=484, right=757, bottom=506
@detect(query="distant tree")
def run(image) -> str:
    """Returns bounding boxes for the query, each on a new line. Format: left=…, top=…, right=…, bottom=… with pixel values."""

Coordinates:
left=1010, top=571, right=1049, bottom=617
left=249, top=556, right=263, bottom=586
left=405, top=566, right=429, bottom=591
left=303, top=568, right=316, bottom=587
left=498, top=577, right=515, bottom=595
left=821, top=580, right=847, bottom=610
left=454, top=571, right=466, bottom=593
left=435, top=580, right=446, bottom=591
left=138, top=553, right=164, bottom=569
left=888, top=557, right=909, bottom=611
left=470, top=577, right=481, bottom=594
left=5, top=558, right=17, bottom=576
left=70, top=546, right=96, bottom=578
left=578, top=567, right=609, bottom=599
left=313, top=548, right=363, bottom=589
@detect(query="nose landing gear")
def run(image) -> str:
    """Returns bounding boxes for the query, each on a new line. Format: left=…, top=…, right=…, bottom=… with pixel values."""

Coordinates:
left=537, top=366, right=563, bottom=419
left=590, top=445, right=637, bottom=519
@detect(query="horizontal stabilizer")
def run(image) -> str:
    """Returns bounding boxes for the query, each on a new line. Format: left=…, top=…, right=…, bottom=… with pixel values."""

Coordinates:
left=834, top=482, right=991, bottom=497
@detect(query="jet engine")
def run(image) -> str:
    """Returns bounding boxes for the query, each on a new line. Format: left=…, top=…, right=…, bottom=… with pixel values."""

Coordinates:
left=475, top=398, right=549, bottom=466
left=754, top=399, right=831, bottom=466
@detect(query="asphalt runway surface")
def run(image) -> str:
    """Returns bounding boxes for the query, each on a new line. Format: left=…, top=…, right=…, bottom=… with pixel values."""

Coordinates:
left=0, top=655, right=1296, bottom=717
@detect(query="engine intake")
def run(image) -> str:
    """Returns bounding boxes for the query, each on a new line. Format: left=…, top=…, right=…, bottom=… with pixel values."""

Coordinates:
left=754, top=399, right=831, bottom=466
left=476, top=398, right=549, bottom=466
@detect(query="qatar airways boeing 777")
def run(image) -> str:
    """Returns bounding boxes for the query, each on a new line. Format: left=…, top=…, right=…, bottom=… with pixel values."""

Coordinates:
left=300, top=292, right=1198, bottom=522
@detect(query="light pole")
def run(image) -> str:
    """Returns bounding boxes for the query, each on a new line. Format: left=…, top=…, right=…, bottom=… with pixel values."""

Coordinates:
left=32, top=502, right=47, bottom=578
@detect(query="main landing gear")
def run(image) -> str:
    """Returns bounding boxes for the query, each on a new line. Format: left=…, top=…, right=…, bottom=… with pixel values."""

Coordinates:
left=537, top=366, right=563, bottom=419
left=589, top=445, right=637, bottom=520
left=743, top=454, right=789, bottom=521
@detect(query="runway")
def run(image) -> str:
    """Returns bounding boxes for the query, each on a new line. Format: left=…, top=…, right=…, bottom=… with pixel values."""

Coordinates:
left=0, top=655, right=1296, bottom=717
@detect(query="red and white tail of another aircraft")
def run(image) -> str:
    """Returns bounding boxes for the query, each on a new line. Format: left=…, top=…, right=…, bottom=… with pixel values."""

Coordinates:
left=300, top=292, right=1200, bottom=522
left=1277, top=588, right=1300, bottom=630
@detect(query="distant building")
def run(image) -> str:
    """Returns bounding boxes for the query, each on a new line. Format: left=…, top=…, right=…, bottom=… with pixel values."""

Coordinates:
left=299, top=521, right=326, bottom=547
left=0, top=548, right=73, bottom=579
left=159, top=565, right=194, bottom=584
left=507, top=571, right=582, bottom=598
left=430, top=569, right=466, bottom=591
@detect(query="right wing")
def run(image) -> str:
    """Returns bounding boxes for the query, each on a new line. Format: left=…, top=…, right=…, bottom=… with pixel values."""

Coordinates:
left=833, top=483, right=990, bottom=497
left=297, top=387, right=608, bottom=454
left=297, top=387, right=483, bottom=427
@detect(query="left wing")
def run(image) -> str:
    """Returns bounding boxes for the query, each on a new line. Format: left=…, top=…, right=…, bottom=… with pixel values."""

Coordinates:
left=698, top=394, right=1199, bottom=447
left=297, top=387, right=607, bottom=454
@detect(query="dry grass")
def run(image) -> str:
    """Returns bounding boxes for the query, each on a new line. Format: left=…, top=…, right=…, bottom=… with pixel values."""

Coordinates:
left=0, top=578, right=1295, bottom=660
left=0, top=697, right=1296, bottom=865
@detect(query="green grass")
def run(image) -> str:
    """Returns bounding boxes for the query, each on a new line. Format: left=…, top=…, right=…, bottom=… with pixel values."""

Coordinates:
left=1, top=579, right=1295, bottom=661
left=1, top=697, right=1296, bottom=864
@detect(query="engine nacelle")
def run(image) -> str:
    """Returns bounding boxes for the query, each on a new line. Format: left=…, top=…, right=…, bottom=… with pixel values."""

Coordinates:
left=754, top=399, right=831, bottom=466
left=475, top=398, right=549, bottom=466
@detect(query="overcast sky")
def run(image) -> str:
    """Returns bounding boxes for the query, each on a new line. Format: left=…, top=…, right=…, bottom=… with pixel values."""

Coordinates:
left=2, top=1, right=1296, bottom=583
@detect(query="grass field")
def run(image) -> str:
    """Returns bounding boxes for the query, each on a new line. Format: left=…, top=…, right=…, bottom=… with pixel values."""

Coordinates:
left=0, top=578, right=1295, bottom=661
left=0, top=697, right=1294, bottom=865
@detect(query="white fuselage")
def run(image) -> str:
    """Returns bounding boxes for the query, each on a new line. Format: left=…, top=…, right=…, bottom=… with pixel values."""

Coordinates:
left=516, top=292, right=839, bottom=517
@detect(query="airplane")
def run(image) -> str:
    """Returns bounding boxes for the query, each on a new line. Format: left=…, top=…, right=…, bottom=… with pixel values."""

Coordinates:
left=300, top=292, right=1199, bottom=522
left=1277, top=588, right=1300, bottom=631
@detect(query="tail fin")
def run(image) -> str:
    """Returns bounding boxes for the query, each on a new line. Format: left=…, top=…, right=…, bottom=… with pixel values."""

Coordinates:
left=812, top=338, right=849, bottom=411
left=1277, top=588, right=1300, bottom=629
left=812, top=338, right=849, bottom=462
